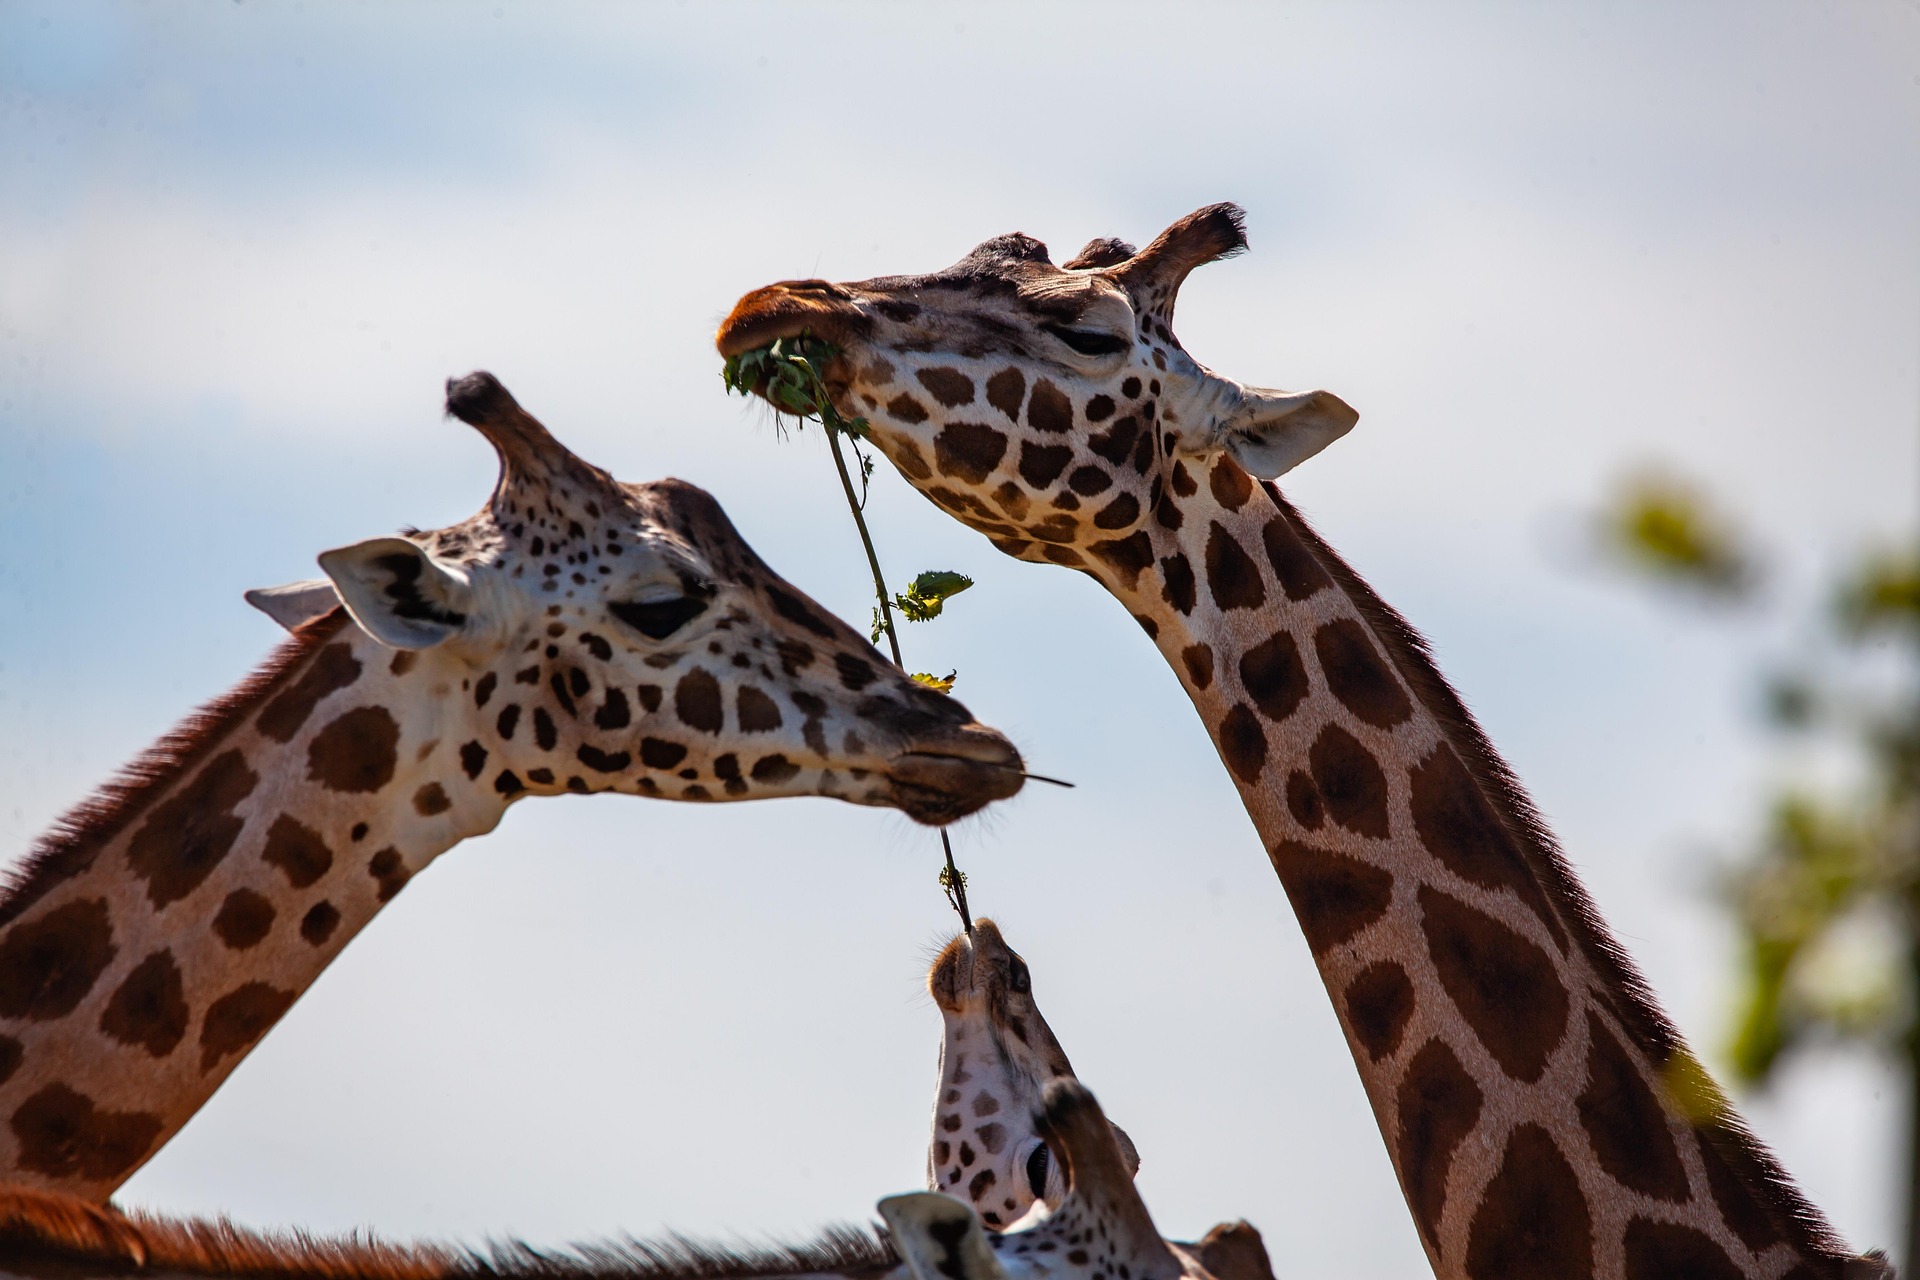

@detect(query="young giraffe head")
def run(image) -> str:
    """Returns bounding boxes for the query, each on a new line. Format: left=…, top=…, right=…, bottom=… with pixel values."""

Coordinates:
left=311, top=371, right=1025, bottom=822
left=887, top=1080, right=1226, bottom=1280
left=717, top=203, right=1353, bottom=603
left=926, top=920, right=1138, bottom=1227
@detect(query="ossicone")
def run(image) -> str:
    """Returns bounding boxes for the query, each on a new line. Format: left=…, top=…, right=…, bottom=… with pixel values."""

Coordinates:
left=1107, top=203, right=1249, bottom=306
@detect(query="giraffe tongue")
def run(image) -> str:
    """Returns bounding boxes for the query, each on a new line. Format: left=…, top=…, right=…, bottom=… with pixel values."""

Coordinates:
left=887, top=751, right=1025, bottom=826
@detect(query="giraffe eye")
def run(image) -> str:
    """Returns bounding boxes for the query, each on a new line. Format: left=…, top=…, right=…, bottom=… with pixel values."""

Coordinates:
left=1044, top=325, right=1130, bottom=358
left=1007, top=954, right=1031, bottom=994
left=1025, top=1143, right=1051, bottom=1199
left=609, top=595, right=708, bottom=640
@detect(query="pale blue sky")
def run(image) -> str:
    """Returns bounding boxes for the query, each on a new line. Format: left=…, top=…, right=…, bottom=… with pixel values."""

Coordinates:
left=1, top=4, right=1916, bottom=1277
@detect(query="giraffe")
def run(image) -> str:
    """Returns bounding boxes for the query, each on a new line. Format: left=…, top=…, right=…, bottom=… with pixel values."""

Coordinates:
left=0, top=1080, right=1273, bottom=1280
left=0, top=369, right=1025, bottom=1206
left=717, top=208, right=1894, bottom=1280
left=923, top=919, right=1139, bottom=1228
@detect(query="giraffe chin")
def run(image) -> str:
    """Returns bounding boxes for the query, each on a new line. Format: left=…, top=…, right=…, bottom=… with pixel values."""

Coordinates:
left=885, top=750, right=1025, bottom=826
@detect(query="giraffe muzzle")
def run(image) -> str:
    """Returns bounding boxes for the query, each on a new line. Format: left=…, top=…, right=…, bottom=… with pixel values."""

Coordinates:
left=715, top=281, right=870, bottom=358
left=885, top=734, right=1026, bottom=826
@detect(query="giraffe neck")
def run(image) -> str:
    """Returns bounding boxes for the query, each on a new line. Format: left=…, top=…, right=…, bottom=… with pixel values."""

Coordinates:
left=0, top=613, right=512, bottom=1201
left=1102, top=460, right=1860, bottom=1280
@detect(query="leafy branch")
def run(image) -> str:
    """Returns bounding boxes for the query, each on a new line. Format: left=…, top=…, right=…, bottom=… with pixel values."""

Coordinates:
left=724, top=335, right=979, bottom=929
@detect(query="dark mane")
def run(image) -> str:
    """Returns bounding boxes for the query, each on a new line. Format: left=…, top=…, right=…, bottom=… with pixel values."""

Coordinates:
left=0, top=608, right=353, bottom=930
left=1264, top=483, right=1854, bottom=1264
left=0, top=1184, right=899, bottom=1279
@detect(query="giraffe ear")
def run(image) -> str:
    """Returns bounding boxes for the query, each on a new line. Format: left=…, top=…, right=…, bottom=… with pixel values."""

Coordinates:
left=317, top=537, right=474, bottom=650
left=877, top=1193, right=1009, bottom=1280
left=1221, top=387, right=1358, bottom=479
left=244, top=579, right=342, bottom=633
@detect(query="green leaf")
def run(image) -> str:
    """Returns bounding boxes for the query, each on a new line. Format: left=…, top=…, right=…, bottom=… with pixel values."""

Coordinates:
left=911, top=670, right=958, bottom=694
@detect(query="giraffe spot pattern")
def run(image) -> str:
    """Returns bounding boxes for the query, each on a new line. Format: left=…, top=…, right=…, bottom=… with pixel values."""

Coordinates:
left=1087, top=417, right=1139, bottom=465
left=1313, top=620, right=1412, bottom=728
left=255, top=643, right=361, bottom=743
left=534, top=707, right=558, bottom=751
left=1261, top=516, right=1333, bottom=601
left=97, top=949, right=188, bottom=1057
left=1269, top=839, right=1393, bottom=955
left=1218, top=705, right=1267, bottom=783
left=675, top=669, right=724, bottom=733
left=460, top=741, right=488, bottom=779
left=1418, top=885, right=1568, bottom=1083
left=198, top=981, right=298, bottom=1073
left=1088, top=532, right=1154, bottom=589
left=1027, top=379, right=1073, bottom=433
left=0, top=1037, right=19, bottom=1086
left=10, top=1083, right=162, bottom=1182
left=1395, top=1038, right=1482, bottom=1252
left=306, top=706, right=399, bottom=794
left=1180, top=643, right=1214, bottom=690
left=1698, top=1128, right=1782, bottom=1251
left=577, top=744, right=631, bottom=773
left=835, top=654, right=877, bottom=691
left=127, top=749, right=259, bottom=908
left=1620, top=1218, right=1743, bottom=1280
left=892, top=438, right=933, bottom=480
left=1344, top=961, right=1414, bottom=1062
left=1205, top=522, right=1267, bottom=611
left=211, top=889, right=275, bottom=950
left=936, top=423, right=1010, bottom=484
left=985, top=369, right=1026, bottom=421
left=640, top=738, right=688, bottom=769
left=1092, top=493, right=1140, bottom=530
left=594, top=688, right=631, bottom=730
left=1067, top=465, right=1112, bottom=496
left=0, top=899, right=116, bottom=1021
left=496, top=704, right=522, bottom=739
left=412, top=783, right=451, bottom=817
left=751, top=754, right=800, bottom=784
left=765, top=586, right=837, bottom=639
left=300, top=901, right=341, bottom=946
left=1576, top=1011, right=1690, bottom=1202
left=1019, top=442, right=1073, bottom=489
left=1159, top=554, right=1197, bottom=614
left=1239, top=631, right=1310, bottom=723
left=1285, top=770, right=1325, bottom=830
left=991, top=482, right=1030, bottom=520
left=367, top=848, right=410, bottom=901
left=737, top=685, right=782, bottom=732
left=1309, top=724, right=1390, bottom=838
left=261, top=814, right=332, bottom=889
left=917, top=367, right=976, bottom=408
left=1209, top=457, right=1254, bottom=510
left=1464, top=1124, right=1593, bottom=1280
left=887, top=393, right=930, bottom=425
left=1409, top=742, right=1567, bottom=951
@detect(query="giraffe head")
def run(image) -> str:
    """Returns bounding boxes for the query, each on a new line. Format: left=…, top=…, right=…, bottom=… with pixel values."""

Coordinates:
left=717, top=204, right=1355, bottom=593
left=926, top=920, right=1138, bottom=1227
left=303, top=371, right=1024, bottom=825
left=885, top=1080, right=1198, bottom=1280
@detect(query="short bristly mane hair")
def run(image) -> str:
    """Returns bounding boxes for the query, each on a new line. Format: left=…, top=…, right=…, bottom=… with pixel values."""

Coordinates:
left=0, top=608, right=353, bottom=931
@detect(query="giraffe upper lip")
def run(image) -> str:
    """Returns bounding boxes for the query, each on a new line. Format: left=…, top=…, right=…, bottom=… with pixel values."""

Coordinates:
left=716, top=281, right=869, bottom=358
left=885, top=736, right=1026, bottom=826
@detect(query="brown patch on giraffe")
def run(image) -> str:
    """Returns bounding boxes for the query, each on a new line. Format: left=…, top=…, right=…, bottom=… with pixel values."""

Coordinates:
left=1088, top=416, right=1140, bottom=465
left=1418, top=885, right=1568, bottom=1083
left=0, top=1036, right=20, bottom=1085
left=198, top=981, right=298, bottom=1072
left=1084, top=394, right=1115, bottom=423
left=97, top=949, right=189, bottom=1057
left=886, top=393, right=929, bottom=425
left=1410, top=742, right=1567, bottom=951
left=126, top=749, right=259, bottom=909
left=1268, top=839, right=1393, bottom=955
left=1309, top=724, right=1390, bottom=839
left=1209, top=457, right=1254, bottom=510
left=576, top=744, right=632, bottom=773
left=985, top=368, right=1026, bottom=420
left=1344, top=961, right=1414, bottom=1061
left=1030, top=513, right=1080, bottom=544
left=367, top=848, right=410, bottom=902
left=1170, top=460, right=1198, bottom=496
left=255, top=642, right=362, bottom=743
left=1159, top=553, right=1197, bottom=614
left=1093, top=493, right=1140, bottom=530
left=1089, top=531, right=1154, bottom=589
left=1205, top=522, right=1267, bottom=611
left=306, top=706, right=399, bottom=794
left=1067, top=464, right=1113, bottom=496
left=1027, top=379, right=1073, bottom=432
left=0, top=898, right=116, bottom=1021
left=1698, top=1127, right=1783, bottom=1251
left=1395, top=1038, right=1482, bottom=1251
left=1577, top=1011, right=1690, bottom=1201
left=496, top=704, right=522, bottom=740
left=388, top=650, right=417, bottom=677
left=211, top=889, right=275, bottom=951
left=917, top=367, right=976, bottom=408
left=10, top=1084, right=162, bottom=1181
left=1181, top=643, right=1214, bottom=690
left=594, top=688, right=631, bottom=730
left=935, top=422, right=1009, bottom=484
left=1041, top=544, right=1085, bottom=568
left=412, top=783, right=451, bottom=817
left=300, top=901, right=341, bottom=946
left=737, top=686, right=782, bottom=732
left=835, top=654, right=877, bottom=691
left=1018, top=442, right=1072, bottom=489
left=765, top=585, right=837, bottom=640
left=675, top=668, right=725, bottom=733
left=969, top=1169, right=996, bottom=1201
left=1464, top=1124, right=1594, bottom=1280
left=1313, top=619, right=1413, bottom=729
left=1620, top=1218, right=1743, bottom=1280
left=892, top=438, right=933, bottom=480
left=751, top=754, right=800, bottom=784
left=1219, top=705, right=1268, bottom=783
left=1239, top=630, right=1309, bottom=723
left=460, top=741, right=488, bottom=779
left=992, top=481, right=1031, bottom=520
left=1285, top=770, right=1325, bottom=829
left=1260, top=515, right=1333, bottom=602
left=641, top=738, right=689, bottom=770
left=261, top=813, right=333, bottom=888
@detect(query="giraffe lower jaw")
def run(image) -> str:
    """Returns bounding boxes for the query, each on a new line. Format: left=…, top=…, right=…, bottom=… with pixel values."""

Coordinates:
left=885, top=750, right=1026, bottom=825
